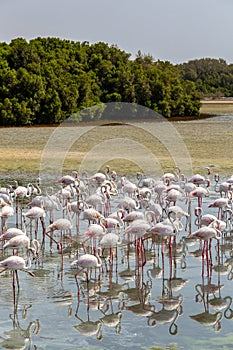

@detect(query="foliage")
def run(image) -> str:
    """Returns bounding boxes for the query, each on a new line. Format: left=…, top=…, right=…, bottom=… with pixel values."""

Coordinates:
left=0, top=37, right=203, bottom=125
left=179, top=58, right=233, bottom=98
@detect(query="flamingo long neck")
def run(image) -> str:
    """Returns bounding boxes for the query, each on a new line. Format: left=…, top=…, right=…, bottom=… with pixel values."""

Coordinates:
left=95, top=250, right=102, bottom=266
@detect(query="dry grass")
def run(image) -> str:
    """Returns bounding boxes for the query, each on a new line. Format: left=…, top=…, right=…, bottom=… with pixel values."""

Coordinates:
left=0, top=104, right=233, bottom=181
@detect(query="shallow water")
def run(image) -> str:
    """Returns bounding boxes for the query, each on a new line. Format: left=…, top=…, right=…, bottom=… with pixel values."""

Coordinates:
left=1, top=178, right=233, bottom=350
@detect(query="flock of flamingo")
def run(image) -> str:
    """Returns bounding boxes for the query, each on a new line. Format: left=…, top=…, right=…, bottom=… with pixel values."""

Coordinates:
left=1, top=165, right=233, bottom=340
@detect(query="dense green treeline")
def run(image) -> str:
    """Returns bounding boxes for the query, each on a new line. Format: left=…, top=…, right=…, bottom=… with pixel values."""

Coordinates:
left=179, top=58, right=233, bottom=98
left=0, top=37, right=231, bottom=126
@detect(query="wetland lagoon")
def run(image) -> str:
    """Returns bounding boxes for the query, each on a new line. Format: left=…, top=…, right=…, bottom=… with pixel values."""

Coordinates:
left=0, top=103, right=233, bottom=350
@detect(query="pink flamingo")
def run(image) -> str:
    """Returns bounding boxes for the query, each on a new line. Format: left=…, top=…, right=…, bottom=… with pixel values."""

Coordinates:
left=108, top=209, right=125, bottom=225
left=82, top=207, right=104, bottom=225
left=188, top=173, right=210, bottom=187
left=164, top=188, right=183, bottom=206
left=208, top=197, right=230, bottom=219
left=0, top=255, right=35, bottom=295
left=22, top=205, right=46, bottom=240
left=123, top=211, right=145, bottom=226
left=194, top=207, right=217, bottom=228
left=45, top=217, right=73, bottom=255
left=100, top=217, right=121, bottom=232
left=56, top=171, right=78, bottom=185
left=188, top=221, right=222, bottom=277
left=190, top=187, right=209, bottom=208
left=99, top=232, right=121, bottom=267
left=11, top=181, right=31, bottom=227
left=0, top=199, right=14, bottom=233
left=124, top=219, right=151, bottom=269
left=0, top=227, right=26, bottom=241
left=90, top=172, right=106, bottom=184
left=81, top=223, right=106, bottom=252
left=3, top=235, right=40, bottom=257
left=70, top=252, right=102, bottom=297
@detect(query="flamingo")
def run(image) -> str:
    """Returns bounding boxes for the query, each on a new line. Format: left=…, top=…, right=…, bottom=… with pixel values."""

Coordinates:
left=82, top=207, right=104, bottom=225
left=0, top=192, right=12, bottom=205
left=190, top=186, right=209, bottom=208
left=188, top=221, right=222, bottom=277
left=164, top=188, right=183, bottom=206
left=11, top=181, right=31, bottom=227
left=124, top=219, right=151, bottom=239
left=215, top=180, right=232, bottom=197
left=194, top=207, right=218, bottom=227
left=137, top=172, right=156, bottom=188
left=0, top=200, right=14, bottom=232
left=188, top=221, right=222, bottom=241
left=0, top=227, right=26, bottom=241
left=0, top=255, right=35, bottom=290
left=108, top=209, right=125, bottom=225
left=85, top=193, right=104, bottom=212
left=153, top=182, right=167, bottom=203
left=120, top=177, right=138, bottom=198
left=81, top=223, right=106, bottom=252
left=70, top=252, right=102, bottom=296
left=208, top=197, right=230, bottom=219
left=99, top=232, right=121, bottom=266
left=3, top=235, right=40, bottom=257
left=188, top=173, right=210, bottom=187
left=45, top=217, right=73, bottom=254
left=56, top=171, right=78, bottom=185
left=124, top=219, right=150, bottom=268
left=117, top=197, right=139, bottom=212
left=22, top=206, right=46, bottom=223
left=167, top=205, right=189, bottom=221
left=148, top=220, right=178, bottom=237
left=123, top=211, right=145, bottom=225
left=22, top=205, right=46, bottom=239
left=100, top=217, right=121, bottom=232
left=162, top=168, right=180, bottom=184
left=90, top=172, right=106, bottom=184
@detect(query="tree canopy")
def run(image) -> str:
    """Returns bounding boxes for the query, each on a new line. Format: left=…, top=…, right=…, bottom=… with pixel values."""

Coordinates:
left=3, top=38, right=231, bottom=125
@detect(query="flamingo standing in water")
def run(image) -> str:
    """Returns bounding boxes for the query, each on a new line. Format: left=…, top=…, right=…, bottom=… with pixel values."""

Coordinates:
left=0, top=255, right=35, bottom=301
left=124, top=219, right=151, bottom=270
left=22, top=205, right=46, bottom=240
left=187, top=221, right=222, bottom=277
left=11, top=181, right=32, bottom=227
left=0, top=199, right=14, bottom=233
left=81, top=223, right=106, bottom=253
left=56, top=171, right=78, bottom=185
left=0, top=227, right=26, bottom=241
left=208, top=197, right=230, bottom=219
left=190, top=187, right=209, bottom=209
left=99, top=232, right=121, bottom=267
left=45, top=217, right=73, bottom=261
left=71, top=252, right=102, bottom=297
left=3, top=235, right=40, bottom=258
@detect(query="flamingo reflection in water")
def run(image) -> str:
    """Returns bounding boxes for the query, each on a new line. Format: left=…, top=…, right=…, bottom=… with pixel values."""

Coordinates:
left=74, top=302, right=103, bottom=340
left=0, top=301, right=40, bottom=349
left=99, top=297, right=123, bottom=334
left=147, top=308, right=179, bottom=335
left=119, top=271, right=154, bottom=323
left=191, top=279, right=223, bottom=331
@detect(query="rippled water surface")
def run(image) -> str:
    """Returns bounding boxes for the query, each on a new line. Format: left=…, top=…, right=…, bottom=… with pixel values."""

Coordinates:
left=1, top=173, right=233, bottom=350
